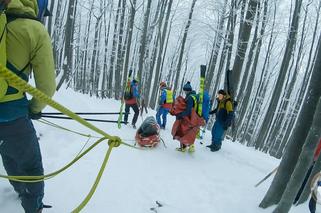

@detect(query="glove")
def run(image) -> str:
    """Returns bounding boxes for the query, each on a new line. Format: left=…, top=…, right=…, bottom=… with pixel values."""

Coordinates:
left=209, top=109, right=217, bottom=115
left=176, top=114, right=183, bottom=120
left=29, top=111, right=42, bottom=120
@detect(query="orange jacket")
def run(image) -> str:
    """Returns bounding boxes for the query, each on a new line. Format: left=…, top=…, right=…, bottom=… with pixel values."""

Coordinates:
left=171, top=96, right=205, bottom=145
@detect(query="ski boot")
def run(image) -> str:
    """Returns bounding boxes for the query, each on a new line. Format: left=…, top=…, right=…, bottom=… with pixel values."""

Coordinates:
left=188, top=144, right=195, bottom=153
left=175, top=147, right=187, bottom=152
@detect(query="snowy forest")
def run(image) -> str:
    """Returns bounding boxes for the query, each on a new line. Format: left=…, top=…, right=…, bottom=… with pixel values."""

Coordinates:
left=46, top=0, right=321, bottom=212
left=2, top=0, right=321, bottom=212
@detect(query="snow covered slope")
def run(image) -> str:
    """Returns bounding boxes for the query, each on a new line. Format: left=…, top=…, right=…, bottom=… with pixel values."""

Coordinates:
left=0, top=89, right=313, bottom=213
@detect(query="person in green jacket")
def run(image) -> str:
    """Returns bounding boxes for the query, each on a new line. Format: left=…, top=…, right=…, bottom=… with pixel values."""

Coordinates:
left=0, top=0, right=56, bottom=212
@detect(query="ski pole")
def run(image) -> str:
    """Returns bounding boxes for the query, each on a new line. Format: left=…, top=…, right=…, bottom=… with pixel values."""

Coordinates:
left=42, top=112, right=128, bottom=115
left=160, top=138, right=167, bottom=148
left=255, top=166, right=278, bottom=187
left=41, top=115, right=128, bottom=124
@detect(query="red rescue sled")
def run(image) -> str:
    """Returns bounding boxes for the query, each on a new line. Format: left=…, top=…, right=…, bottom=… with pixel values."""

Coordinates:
left=135, top=116, right=160, bottom=147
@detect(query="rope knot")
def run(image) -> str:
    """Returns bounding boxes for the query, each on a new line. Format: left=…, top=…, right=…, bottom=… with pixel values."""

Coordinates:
left=108, top=137, right=121, bottom=147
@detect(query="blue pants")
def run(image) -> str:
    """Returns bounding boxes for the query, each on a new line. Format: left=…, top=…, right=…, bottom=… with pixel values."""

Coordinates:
left=211, top=121, right=225, bottom=147
left=156, top=107, right=169, bottom=128
left=0, top=117, right=44, bottom=213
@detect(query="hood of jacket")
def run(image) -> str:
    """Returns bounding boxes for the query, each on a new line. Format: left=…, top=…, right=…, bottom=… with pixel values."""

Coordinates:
left=7, top=0, right=38, bottom=18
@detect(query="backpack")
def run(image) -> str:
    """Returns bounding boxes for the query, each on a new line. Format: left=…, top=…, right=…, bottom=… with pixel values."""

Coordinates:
left=192, top=91, right=210, bottom=122
left=223, top=96, right=237, bottom=127
left=124, top=83, right=133, bottom=100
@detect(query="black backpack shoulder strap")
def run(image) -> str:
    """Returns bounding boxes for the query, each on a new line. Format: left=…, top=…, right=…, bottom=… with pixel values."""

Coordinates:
left=6, top=13, right=39, bottom=23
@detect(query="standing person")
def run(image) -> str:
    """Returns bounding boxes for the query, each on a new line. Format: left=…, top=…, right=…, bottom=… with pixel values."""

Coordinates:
left=206, top=89, right=234, bottom=152
left=156, top=82, right=174, bottom=129
left=124, top=79, right=140, bottom=128
left=171, top=82, right=204, bottom=153
left=0, top=0, right=56, bottom=212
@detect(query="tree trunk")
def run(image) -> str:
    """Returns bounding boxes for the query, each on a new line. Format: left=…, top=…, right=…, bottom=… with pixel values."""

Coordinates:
left=259, top=28, right=321, bottom=209
left=254, top=0, right=303, bottom=150
left=137, top=0, right=152, bottom=83
left=230, top=0, right=258, bottom=97
left=150, top=0, right=173, bottom=109
left=173, top=0, right=197, bottom=94
left=273, top=96, right=321, bottom=212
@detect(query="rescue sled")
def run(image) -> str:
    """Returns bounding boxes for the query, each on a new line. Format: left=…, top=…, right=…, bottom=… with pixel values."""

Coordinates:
left=135, top=116, right=160, bottom=147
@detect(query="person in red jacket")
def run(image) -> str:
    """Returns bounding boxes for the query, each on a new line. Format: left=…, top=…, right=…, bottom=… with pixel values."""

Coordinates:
left=124, top=79, right=140, bottom=128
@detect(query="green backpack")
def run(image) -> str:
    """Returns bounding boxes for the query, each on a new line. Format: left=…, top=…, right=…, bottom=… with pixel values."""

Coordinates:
left=0, top=12, right=8, bottom=100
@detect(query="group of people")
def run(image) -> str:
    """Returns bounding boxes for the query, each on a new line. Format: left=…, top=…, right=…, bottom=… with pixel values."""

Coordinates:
left=0, top=1, right=318, bottom=213
left=123, top=79, right=235, bottom=153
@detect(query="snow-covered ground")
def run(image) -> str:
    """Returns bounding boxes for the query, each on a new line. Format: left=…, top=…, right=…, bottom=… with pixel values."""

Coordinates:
left=0, top=89, right=315, bottom=213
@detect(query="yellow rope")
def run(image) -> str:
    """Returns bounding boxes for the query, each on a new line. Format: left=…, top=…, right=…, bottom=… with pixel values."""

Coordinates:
left=0, top=64, right=139, bottom=149
left=72, top=139, right=121, bottom=212
left=0, top=65, right=141, bottom=211
left=0, top=137, right=107, bottom=182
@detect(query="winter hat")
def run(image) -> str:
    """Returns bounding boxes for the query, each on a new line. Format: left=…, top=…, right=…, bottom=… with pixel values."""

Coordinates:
left=183, top=81, right=192, bottom=92
left=218, top=89, right=226, bottom=96
left=160, top=82, right=167, bottom=88
left=132, top=79, right=138, bottom=84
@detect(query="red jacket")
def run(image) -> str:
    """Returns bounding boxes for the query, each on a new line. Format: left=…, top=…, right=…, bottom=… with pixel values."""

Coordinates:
left=171, top=96, right=205, bottom=145
left=314, top=139, right=321, bottom=161
left=125, top=97, right=137, bottom=105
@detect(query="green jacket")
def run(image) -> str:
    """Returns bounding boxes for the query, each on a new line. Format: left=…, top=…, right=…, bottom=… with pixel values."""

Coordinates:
left=0, top=0, right=56, bottom=121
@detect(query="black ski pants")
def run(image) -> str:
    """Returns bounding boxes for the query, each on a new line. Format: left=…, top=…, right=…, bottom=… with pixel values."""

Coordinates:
left=0, top=117, right=44, bottom=213
left=124, top=103, right=139, bottom=125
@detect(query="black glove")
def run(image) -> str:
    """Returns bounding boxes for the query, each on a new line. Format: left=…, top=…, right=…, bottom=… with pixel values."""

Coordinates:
left=209, top=109, right=217, bottom=115
left=176, top=114, right=183, bottom=120
left=29, top=111, right=42, bottom=120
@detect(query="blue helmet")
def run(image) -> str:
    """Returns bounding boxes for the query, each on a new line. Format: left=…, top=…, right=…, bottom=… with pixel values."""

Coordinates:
left=37, top=0, right=51, bottom=21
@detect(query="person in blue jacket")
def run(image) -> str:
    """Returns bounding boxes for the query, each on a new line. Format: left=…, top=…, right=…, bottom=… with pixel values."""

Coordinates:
left=175, top=82, right=198, bottom=152
left=156, top=82, right=174, bottom=129
left=124, top=79, right=140, bottom=128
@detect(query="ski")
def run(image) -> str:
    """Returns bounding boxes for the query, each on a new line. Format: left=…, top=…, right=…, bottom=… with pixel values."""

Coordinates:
left=150, top=201, right=163, bottom=213
left=117, top=69, right=133, bottom=128
left=255, top=166, right=278, bottom=187
left=198, top=65, right=206, bottom=117
left=196, top=65, right=206, bottom=140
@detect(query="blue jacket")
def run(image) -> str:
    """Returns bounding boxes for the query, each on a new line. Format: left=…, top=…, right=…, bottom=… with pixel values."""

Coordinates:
left=177, top=91, right=196, bottom=118
left=131, top=81, right=140, bottom=98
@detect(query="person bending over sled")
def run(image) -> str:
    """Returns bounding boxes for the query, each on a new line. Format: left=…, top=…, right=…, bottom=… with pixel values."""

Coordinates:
left=171, top=82, right=204, bottom=153
left=207, top=89, right=234, bottom=152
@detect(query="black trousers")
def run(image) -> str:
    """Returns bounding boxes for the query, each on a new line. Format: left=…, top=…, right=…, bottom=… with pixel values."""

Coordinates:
left=309, top=196, right=316, bottom=213
left=0, top=117, right=44, bottom=213
left=124, top=103, right=139, bottom=125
